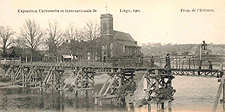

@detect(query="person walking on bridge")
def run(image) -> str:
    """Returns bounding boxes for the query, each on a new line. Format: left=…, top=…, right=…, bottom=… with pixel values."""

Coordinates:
left=208, top=60, right=213, bottom=69
left=164, top=54, right=171, bottom=69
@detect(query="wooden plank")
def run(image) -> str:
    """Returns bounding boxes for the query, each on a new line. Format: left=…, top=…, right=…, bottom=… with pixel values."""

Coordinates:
left=63, top=70, right=79, bottom=89
left=43, top=67, right=52, bottom=85
left=212, top=75, right=225, bottom=112
left=98, top=77, right=110, bottom=96
left=102, top=94, right=124, bottom=99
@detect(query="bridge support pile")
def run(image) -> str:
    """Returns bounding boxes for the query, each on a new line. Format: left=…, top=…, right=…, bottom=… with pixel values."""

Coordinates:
left=5, top=65, right=43, bottom=87
left=62, top=68, right=95, bottom=97
left=95, top=68, right=136, bottom=106
left=41, top=67, right=65, bottom=92
left=4, top=65, right=96, bottom=95
left=133, top=69, right=176, bottom=112
left=212, top=63, right=224, bottom=112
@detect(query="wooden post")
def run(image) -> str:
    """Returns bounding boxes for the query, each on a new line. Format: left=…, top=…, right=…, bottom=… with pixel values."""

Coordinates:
left=172, top=59, right=173, bottom=68
left=156, top=70, right=160, bottom=111
left=155, top=70, right=159, bottom=89
left=22, top=68, right=24, bottom=87
left=86, top=89, right=88, bottom=96
left=161, top=102, right=164, bottom=112
left=111, top=97, right=114, bottom=106
left=168, top=101, right=172, bottom=112
left=160, top=58, right=162, bottom=68
left=127, top=103, right=131, bottom=111
left=176, top=57, right=178, bottom=69
left=24, top=69, right=27, bottom=87
left=53, top=71, right=56, bottom=85
left=213, top=75, right=225, bottom=112
left=81, top=69, right=84, bottom=89
left=193, top=59, right=195, bottom=69
left=178, top=57, right=180, bottom=69
left=11, top=68, right=14, bottom=85
left=98, top=77, right=110, bottom=96
left=223, top=61, right=225, bottom=111
left=182, top=60, right=184, bottom=69
left=99, top=98, right=102, bottom=106
left=143, top=77, right=147, bottom=91
left=157, top=103, right=160, bottom=112
left=86, top=72, right=88, bottom=88
left=81, top=90, right=83, bottom=96
left=188, top=58, right=191, bottom=69
left=95, top=93, right=98, bottom=104
left=223, top=82, right=225, bottom=110
left=92, top=89, right=94, bottom=95
left=118, top=69, right=122, bottom=87
left=148, top=103, right=151, bottom=112
left=75, top=90, right=78, bottom=96
left=35, top=71, right=37, bottom=87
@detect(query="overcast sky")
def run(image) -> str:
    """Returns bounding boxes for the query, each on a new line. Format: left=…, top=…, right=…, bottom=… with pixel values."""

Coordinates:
left=0, top=0, right=225, bottom=44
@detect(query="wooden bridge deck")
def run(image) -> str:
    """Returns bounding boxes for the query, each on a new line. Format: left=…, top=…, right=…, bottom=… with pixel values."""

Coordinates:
left=2, top=61, right=223, bottom=77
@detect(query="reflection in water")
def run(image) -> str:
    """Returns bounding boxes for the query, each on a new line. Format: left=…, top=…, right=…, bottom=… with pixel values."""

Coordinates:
left=0, top=87, right=127, bottom=111
left=0, top=76, right=221, bottom=112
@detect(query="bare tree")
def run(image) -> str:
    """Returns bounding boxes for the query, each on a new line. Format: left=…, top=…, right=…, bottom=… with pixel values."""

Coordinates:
left=65, top=22, right=85, bottom=41
left=83, top=21, right=100, bottom=59
left=11, top=38, right=26, bottom=48
left=64, top=23, right=86, bottom=58
left=20, top=19, right=44, bottom=62
left=0, top=25, right=15, bottom=58
left=84, top=21, right=100, bottom=41
left=46, top=20, right=64, bottom=61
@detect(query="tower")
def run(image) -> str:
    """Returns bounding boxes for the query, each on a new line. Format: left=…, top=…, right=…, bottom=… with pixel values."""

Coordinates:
left=100, top=13, right=113, bottom=36
left=100, top=13, right=114, bottom=58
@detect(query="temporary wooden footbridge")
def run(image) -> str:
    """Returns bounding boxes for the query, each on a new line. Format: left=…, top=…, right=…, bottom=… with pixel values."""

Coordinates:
left=1, top=58, right=224, bottom=112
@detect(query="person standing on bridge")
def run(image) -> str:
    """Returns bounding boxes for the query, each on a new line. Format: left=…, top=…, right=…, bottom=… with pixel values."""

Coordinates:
left=150, top=55, right=154, bottom=68
left=164, top=54, right=171, bottom=69
left=208, top=60, right=213, bottom=69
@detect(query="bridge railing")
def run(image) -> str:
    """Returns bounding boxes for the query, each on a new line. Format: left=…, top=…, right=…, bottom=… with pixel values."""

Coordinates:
left=0, top=57, right=21, bottom=65
left=1, top=56, right=224, bottom=70
left=147, top=56, right=225, bottom=70
left=17, top=60, right=113, bottom=68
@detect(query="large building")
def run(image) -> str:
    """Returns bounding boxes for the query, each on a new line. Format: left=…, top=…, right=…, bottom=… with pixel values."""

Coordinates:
left=51, top=13, right=143, bottom=65
left=96, top=13, right=143, bottom=62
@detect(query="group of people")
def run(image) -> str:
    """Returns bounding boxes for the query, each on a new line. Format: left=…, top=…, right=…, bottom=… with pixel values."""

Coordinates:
left=150, top=53, right=214, bottom=70
left=150, top=54, right=171, bottom=68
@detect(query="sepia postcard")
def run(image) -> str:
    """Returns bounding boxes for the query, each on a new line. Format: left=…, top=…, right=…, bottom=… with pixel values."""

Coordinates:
left=0, top=0, right=224, bottom=112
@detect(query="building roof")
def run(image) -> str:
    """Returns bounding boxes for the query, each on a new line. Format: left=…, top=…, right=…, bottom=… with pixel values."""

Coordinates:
left=113, top=31, right=138, bottom=47
left=114, top=30, right=136, bottom=42
left=117, top=41, right=138, bottom=47
left=62, top=55, right=72, bottom=59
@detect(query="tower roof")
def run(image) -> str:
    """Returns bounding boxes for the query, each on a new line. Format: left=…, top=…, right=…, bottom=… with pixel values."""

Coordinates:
left=113, top=30, right=135, bottom=42
left=100, top=13, right=113, bottom=18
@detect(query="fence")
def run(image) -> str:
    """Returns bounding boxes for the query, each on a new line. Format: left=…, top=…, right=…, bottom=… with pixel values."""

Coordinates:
left=147, top=56, right=225, bottom=70
left=0, top=57, right=21, bottom=65
left=1, top=56, right=224, bottom=70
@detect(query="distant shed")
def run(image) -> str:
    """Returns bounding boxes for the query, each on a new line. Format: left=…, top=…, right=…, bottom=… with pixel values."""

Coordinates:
left=61, top=54, right=77, bottom=62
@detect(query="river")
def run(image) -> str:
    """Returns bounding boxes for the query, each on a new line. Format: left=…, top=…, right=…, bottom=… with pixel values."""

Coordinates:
left=0, top=75, right=223, bottom=112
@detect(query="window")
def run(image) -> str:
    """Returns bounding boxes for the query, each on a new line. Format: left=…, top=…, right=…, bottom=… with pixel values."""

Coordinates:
left=110, top=43, right=113, bottom=50
left=123, top=46, right=125, bottom=53
left=103, top=23, right=107, bottom=32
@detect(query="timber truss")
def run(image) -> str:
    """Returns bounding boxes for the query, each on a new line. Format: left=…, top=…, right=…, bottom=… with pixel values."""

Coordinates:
left=171, top=68, right=222, bottom=77
left=145, top=69, right=176, bottom=103
left=96, top=68, right=136, bottom=106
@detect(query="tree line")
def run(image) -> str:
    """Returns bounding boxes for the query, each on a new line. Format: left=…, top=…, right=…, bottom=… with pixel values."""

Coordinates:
left=0, top=19, right=100, bottom=62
